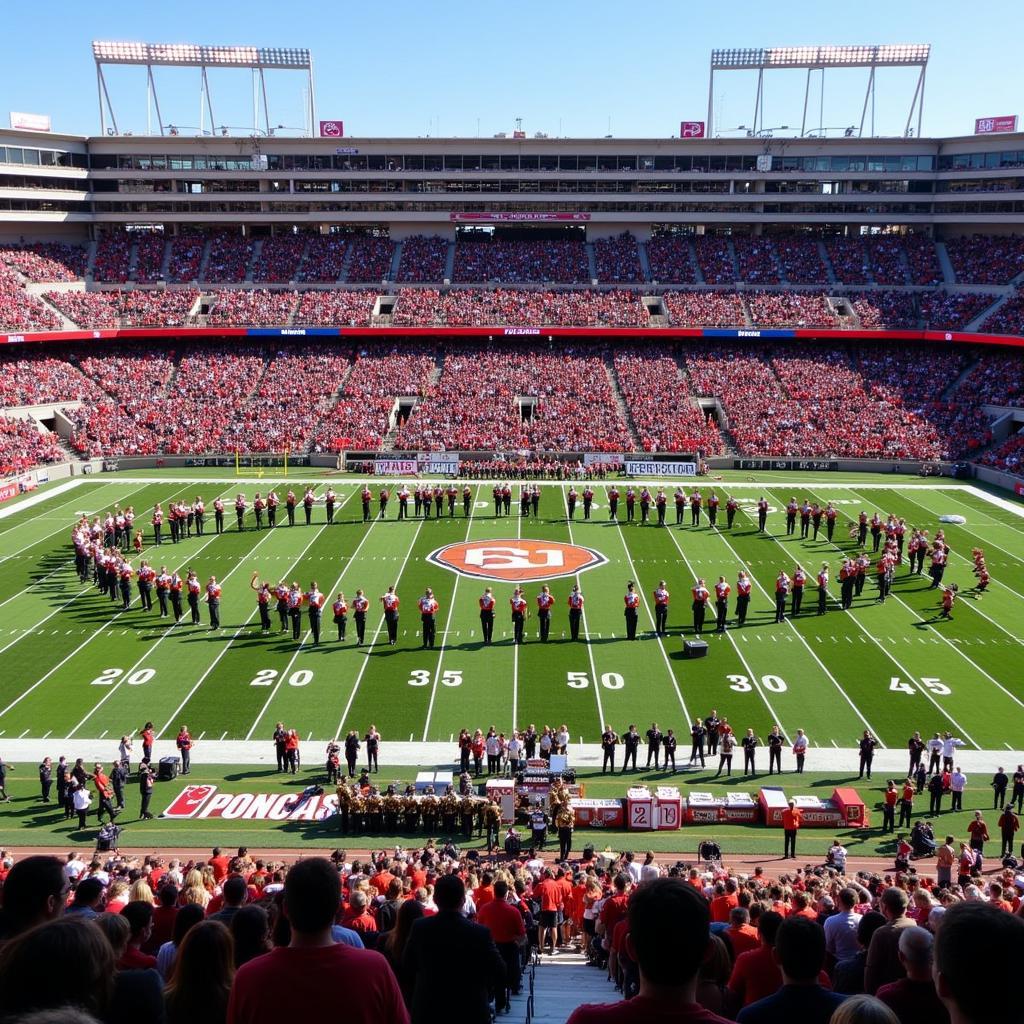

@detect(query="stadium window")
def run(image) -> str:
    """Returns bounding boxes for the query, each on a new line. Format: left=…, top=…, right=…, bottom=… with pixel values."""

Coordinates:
left=639, top=155, right=655, bottom=170
left=538, top=153, right=557, bottom=171
left=5, top=147, right=24, bottom=164
left=443, top=155, right=463, bottom=170
left=480, top=154, right=499, bottom=171
left=968, top=153, right=985, bottom=169
left=500, top=154, right=519, bottom=171
left=424, top=155, right=442, bottom=171
left=617, top=155, right=636, bottom=171
left=403, top=154, right=424, bottom=170
left=708, top=155, right=727, bottom=171
left=577, top=155, right=597, bottom=171
left=597, top=154, right=616, bottom=171
left=985, top=152, right=1001, bottom=169
left=520, top=154, right=539, bottom=170
left=691, top=155, right=710, bottom=172
left=653, top=155, right=673, bottom=171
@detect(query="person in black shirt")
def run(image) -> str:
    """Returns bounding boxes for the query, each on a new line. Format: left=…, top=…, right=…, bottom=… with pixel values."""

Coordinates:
left=645, top=723, right=662, bottom=770
left=704, top=710, right=720, bottom=757
left=523, top=725, right=538, bottom=760
left=1012, top=765, right=1024, bottom=813
left=38, top=758, right=52, bottom=803
left=858, top=730, right=877, bottom=779
left=992, top=767, right=1009, bottom=810
left=767, top=726, right=784, bottom=775
left=689, top=720, right=706, bottom=767
left=621, top=725, right=640, bottom=773
left=663, top=730, right=677, bottom=773
left=601, top=726, right=618, bottom=773
left=741, top=729, right=759, bottom=776
left=908, top=732, right=926, bottom=778
left=928, top=771, right=945, bottom=815
left=273, top=723, right=288, bottom=772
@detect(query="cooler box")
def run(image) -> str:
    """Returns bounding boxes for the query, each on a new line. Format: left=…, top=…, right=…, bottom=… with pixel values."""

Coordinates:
left=571, top=798, right=625, bottom=829
left=157, top=756, right=179, bottom=781
left=832, top=787, right=869, bottom=827
left=433, top=770, right=453, bottom=792
left=723, top=791, right=759, bottom=823
left=685, top=791, right=724, bottom=824
left=791, top=794, right=844, bottom=828
left=759, top=787, right=789, bottom=827
left=485, top=779, right=516, bottom=824
left=654, top=787, right=682, bottom=830
left=414, top=771, right=436, bottom=794
left=627, top=787, right=654, bottom=831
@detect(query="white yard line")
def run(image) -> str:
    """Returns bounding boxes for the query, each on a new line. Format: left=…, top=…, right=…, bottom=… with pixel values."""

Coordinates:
left=0, top=479, right=83, bottom=523
left=964, top=485, right=1024, bottom=521
left=331, top=517, right=426, bottom=742
left=757, top=489, right=979, bottom=746
left=162, top=489, right=359, bottom=739
left=422, top=487, right=480, bottom=740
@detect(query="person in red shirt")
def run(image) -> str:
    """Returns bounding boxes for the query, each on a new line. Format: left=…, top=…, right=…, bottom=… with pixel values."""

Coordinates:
left=119, top=901, right=158, bottom=970
left=709, top=879, right=739, bottom=923
left=568, top=877, right=729, bottom=1024
left=209, top=847, right=231, bottom=883
left=533, top=868, right=563, bottom=956
left=340, top=890, right=378, bottom=936
left=726, top=906, right=760, bottom=959
left=782, top=801, right=802, bottom=859
left=228, top=858, right=407, bottom=1024
left=477, top=879, right=526, bottom=1013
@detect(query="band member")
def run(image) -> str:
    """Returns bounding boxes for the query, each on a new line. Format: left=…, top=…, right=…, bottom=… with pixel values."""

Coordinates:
left=286, top=489, right=297, bottom=526
left=137, top=560, right=154, bottom=611
left=811, top=503, right=823, bottom=540
left=213, top=496, right=225, bottom=534
left=205, top=576, right=222, bottom=629
left=447, top=484, right=458, bottom=517
left=689, top=489, right=702, bottom=526
left=736, top=570, right=751, bottom=626
left=691, top=578, right=710, bottom=635
left=607, top=484, right=619, bottom=520
left=169, top=569, right=183, bottom=621
left=566, top=485, right=578, bottom=520
left=378, top=486, right=390, bottom=520
left=361, top=484, right=372, bottom=523
left=707, top=492, right=719, bottom=528
left=653, top=579, right=670, bottom=635
left=251, top=573, right=272, bottom=634
left=186, top=570, right=202, bottom=624
left=118, top=560, right=133, bottom=609
left=785, top=497, right=798, bottom=536
left=253, top=492, right=266, bottom=530
left=938, top=583, right=958, bottom=620
left=493, top=483, right=502, bottom=517
left=774, top=570, right=790, bottom=623
left=353, top=589, right=369, bottom=645
left=502, top=483, right=511, bottom=516
left=624, top=581, right=640, bottom=640
left=791, top=564, right=807, bottom=616
left=689, top=719, right=706, bottom=766
left=303, top=487, right=316, bottom=525
left=856, top=510, right=868, bottom=547
left=268, top=579, right=287, bottom=632
left=655, top=488, right=666, bottom=526
left=325, top=487, right=337, bottom=524
left=333, top=592, right=348, bottom=641
left=726, top=495, right=738, bottom=529
left=463, top=484, right=473, bottom=517
left=266, top=489, right=278, bottom=527
left=816, top=562, right=829, bottom=615
left=413, top=485, right=423, bottom=518
left=877, top=552, right=895, bottom=602
left=870, top=512, right=883, bottom=552
left=287, top=581, right=304, bottom=640
left=567, top=584, right=584, bottom=640
left=168, top=503, right=180, bottom=544
left=176, top=726, right=193, bottom=775
left=536, top=584, right=554, bottom=642
left=639, top=487, right=651, bottom=524
left=479, top=587, right=495, bottom=645
left=155, top=566, right=170, bottom=617
left=151, top=504, right=163, bottom=545
left=381, top=585, right=399, bottom=645
left=839, top=559, right=855, bottom=610
left=510, top=587, right=528, bottom=645
left=520, top=486, right=531, bottom=518
left=757, top=496, right=769, bottom=532
left=673, top=487, right=685, bottom=525
left=231, top=493, right=245, bottom=531
left=419, top=588, right=439, bottom=649
left=714, top=575, right=730, bottom=633
left=307, top=582, right=325, bottom=644
left=531, top=485, right=539, bottom=517
left=582, top=485, right=594, bottom=520
left=824, top=502, right=837, bottom=542
left=625, top=486, right=636, bottom=522
left=928, top=542, right=948, bottom=590
left=601, top=725, right=618, bottom=772
left=799, top=500, right=811, bottom=539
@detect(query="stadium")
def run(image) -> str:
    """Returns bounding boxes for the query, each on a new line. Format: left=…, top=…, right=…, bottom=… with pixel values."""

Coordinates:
left=0, top=24, right=1023, bottom=1024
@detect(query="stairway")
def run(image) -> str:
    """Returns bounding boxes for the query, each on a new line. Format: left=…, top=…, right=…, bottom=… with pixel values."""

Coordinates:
left=818, top=239, right=838, bottom=285
left=688, top=238, right=705, bottom=285
left=961, top=293, right=1004, bottom=334
left=35, top=292, right=80, bottom=331
left=637, top=240, right=652, bottom=282
left=84, top=240, right=98, bottom=279
left=339, top=241, right=355, bottom=284
left=526, top=951, right=615, bottom=1023
left=444, top=241, right=456, bottom=283
left=935, top=241, right=957, bottom=286
left=197, top=237, right=213, bottom=282
left=159, top=239, right=173, bottom=281
left=126, top=238, right=140, bottom=280
left=245, top=239, right=264, bottom=283
left=388, top=242, right=403, bottom=282
left=606, top=360, right=643, bottom=451
left=942, top=355, right=982, bottom=401
left=585, top=243, right=598, bottom=283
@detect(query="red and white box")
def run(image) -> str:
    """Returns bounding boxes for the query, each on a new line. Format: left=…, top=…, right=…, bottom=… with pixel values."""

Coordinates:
left=684, top=791, right=724, bottom=824
left=571, top=798, right=625, bottom=828
left=759, top=787, right=789, bottom=827
left=485, top=779, right=516, bottom=824
left=627, top=787, right=654, bottom=830
left=654, top=787, right=682, bottom=830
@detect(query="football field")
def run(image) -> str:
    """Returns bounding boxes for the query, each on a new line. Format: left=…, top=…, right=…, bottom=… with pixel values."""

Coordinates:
left=0, top=472, right=1023, bottom=757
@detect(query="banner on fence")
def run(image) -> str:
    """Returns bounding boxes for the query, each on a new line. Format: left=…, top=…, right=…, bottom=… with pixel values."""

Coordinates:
left=624, top=460, right=697, bottom=477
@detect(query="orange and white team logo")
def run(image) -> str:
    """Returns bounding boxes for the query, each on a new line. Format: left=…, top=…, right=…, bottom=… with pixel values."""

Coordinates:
left=429, top=539, right=607, bottom=583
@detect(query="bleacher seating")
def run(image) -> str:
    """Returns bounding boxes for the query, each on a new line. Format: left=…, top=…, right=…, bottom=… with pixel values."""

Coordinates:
left=0, top=415, right=63, bottom=473
left=0, top=243, right=87, bottom=282
left=774, top=235, right=829, bottom=284
left=453, top=237, right=589, bottom=284
left=593, top=232, right=644, bottom=283
left=44, top=289, right=198, bottom=329
left=207, top=290, right=296, bottom=327
left=982, top=292, right=1024, bottom=336
left=694, top=236, right=734, bottom=284
left=733, top=236, right=779, bottom=284
left=133, top=231, right=167, bottom=284
left=166, top=233, right=206, bottom=283
left=91, top=231, right=132, bottom=284
left=746, top=291, right=836, bottom=328
left=346, top=235, right=395, bottom=283
left=663, top=291, right=745, bottom=327
left=946, top=235, right=1024, bottom=284
left=252, top=234, right=308, bottom=283
left=204, top=231, right=253, bottom=284
left=0, top=266, right=64, bottom=332
left=396, top=235, right=449, bottom=283
left=297, top=235, right=347, bottom=282
left=645, top=235, right=697, bottom=284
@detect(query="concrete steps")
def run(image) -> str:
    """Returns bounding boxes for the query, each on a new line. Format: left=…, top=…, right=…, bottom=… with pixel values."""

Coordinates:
left=526, top=951, right=616, bottom=1024
left=606, top=359, right=643, bottom=451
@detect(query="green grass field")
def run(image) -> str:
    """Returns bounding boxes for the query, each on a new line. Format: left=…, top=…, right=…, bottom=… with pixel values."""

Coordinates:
left=0, top=470, right=1022, bottom=850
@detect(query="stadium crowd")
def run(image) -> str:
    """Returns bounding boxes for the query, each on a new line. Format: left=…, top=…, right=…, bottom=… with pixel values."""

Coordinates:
left=645, top=235, right=697, bottom=284
left=92, top=231, right=133, bottom=284
left=396, top=235, right=449, bottom=284
left=0, top=242, right=87, bottom=282
left=0, top=414, right=63, bottom=474
left=454, top=237, right=590, bottom=284
left=594, top=233, right=644, bottom=284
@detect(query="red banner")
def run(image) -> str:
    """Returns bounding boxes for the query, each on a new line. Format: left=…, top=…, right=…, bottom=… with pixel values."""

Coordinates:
left=448, top=212, right=591, bottom=223
left=0, top=481, right=19, bottom=504
left=680, top=120, right=706, bottom=138
left=974, top=115, right=1018, bottom=135
left=318, top=120, right=344, bottom=138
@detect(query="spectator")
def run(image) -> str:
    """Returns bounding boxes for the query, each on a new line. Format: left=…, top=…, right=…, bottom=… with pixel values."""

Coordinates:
left=865, top=888, right=915, bottom=995
left=736, top=916, right=845, bottom=1024
left=66, top=877, right=105, bottom=920
left=476, top=878, right=526, bottom=1014
left=696, top=933, right=734, bottom=1017
left=147, top=885, right=178, bottom=953
left=825, top=888, right=863, bottom=967
left=92, top=912, right=166, bottom=1024
left=156, top=903, right=205, bottom=981
left=380, top=898, right=424, bottom=1009
left=933, top=901, right=1024, bottom=1024
left=402, top=873, right=506, bottom=1024
left=0, top=855, right=68, bottom=940
left=834, top=912, right=888, bottom=996
left=568, top=877, right=729, bottom=1024
left=830, top=995, right=901, bottom=1024
left=229, top=905, right=271, bottom=968
left=207, top=876, right=247, bottom=927
left=119, top=901, right=157, bottom=970
left=875, top=926, right=949, bottom=1024
left=226, top=857, right=406, bottom=1024
left=165, top=919, right=234, bottom=1024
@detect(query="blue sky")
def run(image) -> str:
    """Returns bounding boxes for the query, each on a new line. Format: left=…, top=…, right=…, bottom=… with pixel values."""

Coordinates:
left=2, top=1, right=1018, bottom=140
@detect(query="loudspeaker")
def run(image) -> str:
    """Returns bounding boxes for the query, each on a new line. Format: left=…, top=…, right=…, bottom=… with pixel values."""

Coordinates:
left=683, top=640, right=709, bottom=658
left=157, top=756, right=180, bottom=781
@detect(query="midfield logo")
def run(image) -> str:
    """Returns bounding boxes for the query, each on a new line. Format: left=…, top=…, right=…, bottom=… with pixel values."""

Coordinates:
left=428, top=539, right=608, bottom=583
